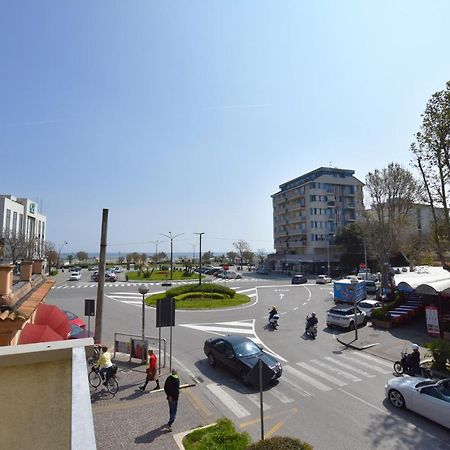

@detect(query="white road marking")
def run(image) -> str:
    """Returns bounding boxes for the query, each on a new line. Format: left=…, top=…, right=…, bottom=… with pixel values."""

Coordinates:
left=340, top=355, right=392, bottom=374
left=246, top=393, right=271, bottom=410
left=120, top=301, right=142, bottom=305
left=352, top=352, right=394, bottom=368
left=181, top=324, right=254, bottom=334
left=296, top=362, right=348, bottom=387
left=280, top=375, right=312, bottom=397
left=310, top=359, right=362, bottom=382
left=293, top=307, right=299, bottom=311
left=324, top=357, right=376, bottom=378
left=302, top=302, right=307, bottom=305
left=206, top=384, right=251, bottom=418
left=267, top=387, right=295, bottom=404
left=283, top=365, right=331, bottom=391
left=251, top=321, right=287, bottom=362
left=338, top=388, right=387, bottom=414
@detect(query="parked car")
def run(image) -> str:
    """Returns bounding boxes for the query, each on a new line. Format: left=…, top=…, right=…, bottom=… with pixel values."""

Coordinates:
left=357, top=300, right=382, bottom=318
left=385, top=377, right=450, bottom=429
left=364, top=280, right=380, bottom=295
left=88, top=266, right=98, bottom=271
left=291, top=274, right=307, bottom=284
left=69, top=324, right=95, bottom=339
left=206, top=267, right=223, bottom=275
left=90, top=271, right=117, bottom=282
left=256, top=267, right=269, bottom=275
left=203, top=335, right=282, bottom=385
left=69, top=271, right=81, bottom=281
left=217, top=271, right=242, bottom=279
left=316, top=275, right=332, bottom=284
left=113, top=266, right=124, bottom=273
left=326, top=304, right=367, bottom=330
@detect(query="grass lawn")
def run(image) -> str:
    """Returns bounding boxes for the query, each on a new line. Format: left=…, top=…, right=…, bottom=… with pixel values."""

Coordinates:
left=127, top=270, right=202, bottom=281
left=145, top=292, right=250, bottom=309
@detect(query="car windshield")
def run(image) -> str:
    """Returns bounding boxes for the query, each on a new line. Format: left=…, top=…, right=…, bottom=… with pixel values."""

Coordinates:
left=329, top=309, right=352, bottom=316
left=64, top=311, right=77, bottom=320
left=233, top=340, right=262, bottom=357
left=415, top=380, right=436, bottom=389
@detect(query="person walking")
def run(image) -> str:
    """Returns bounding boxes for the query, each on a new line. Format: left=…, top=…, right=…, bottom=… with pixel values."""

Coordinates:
left=139, top=349, right=160, bottom=391
left=164, top=369, right=180, bottom=432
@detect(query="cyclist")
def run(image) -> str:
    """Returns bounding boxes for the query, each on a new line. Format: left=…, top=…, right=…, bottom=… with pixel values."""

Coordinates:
left=95, top=345, right=113, bottom=385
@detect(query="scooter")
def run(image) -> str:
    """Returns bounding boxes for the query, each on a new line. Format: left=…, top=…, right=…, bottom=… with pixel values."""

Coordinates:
left=269, top=314, right=279, bottom=330
left=305, top=317, right=318, bottom=339
left=393, top=350, right=432, bottom=378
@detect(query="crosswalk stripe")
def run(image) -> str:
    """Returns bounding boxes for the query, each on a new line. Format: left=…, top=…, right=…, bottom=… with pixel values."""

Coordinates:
left=110, top=295, right=141, bottom=300
left=206, top=384, right=251, bottom=418
left=210, top=321, right=253, bottom=327
left=310, top=359, right=362, bottom=382
left=339, top=355, right=391, bottom=374
left=283, top=365, right=331, bottom=391
left=351, top=352, right=393, bottom=368
left=246, top=393, right=271, bottom=410
left=181, top=325, right=254, bottom=334
left=120, top=301, right=142, bottom=305
left=324, top=357, right=376, bottom=378
left=280, top=374, right=312, bottom=397
left=296, top=362, right=347, bottom=387
left=267, top=387, right=295, bottom=404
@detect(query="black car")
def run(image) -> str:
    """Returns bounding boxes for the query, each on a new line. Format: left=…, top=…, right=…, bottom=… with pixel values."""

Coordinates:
left=203, top=335, right=282, bottom=385
left=291, top=274, right=307, bottom=284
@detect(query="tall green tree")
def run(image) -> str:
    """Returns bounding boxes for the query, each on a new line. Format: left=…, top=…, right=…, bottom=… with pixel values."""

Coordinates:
left=411, top=81, right=450, bottom=271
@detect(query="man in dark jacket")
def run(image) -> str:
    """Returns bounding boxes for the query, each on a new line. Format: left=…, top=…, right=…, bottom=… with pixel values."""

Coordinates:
left=164, top=369, right=180, bottom=431
left=407, top=344, right=421, bottom=375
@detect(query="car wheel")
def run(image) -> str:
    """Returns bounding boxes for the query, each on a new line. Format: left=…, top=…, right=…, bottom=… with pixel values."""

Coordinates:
left=388, top=389, right=405, bottom=408
left=207, top=353, right=216, bottom=366
left=240, top=370, right=250, bottom=385
left=348, top=321, right=355, bottom=331
left=362, top=317, right=368, bottom=326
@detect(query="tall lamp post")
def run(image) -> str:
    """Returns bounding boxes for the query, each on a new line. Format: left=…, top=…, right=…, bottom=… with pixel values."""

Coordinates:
left=57, top=241, right=68, bottom=270
left=138, top=285, right=149, bottom=363
left=160, top=232, right=184, bottom=279
left=194, top=232, right=205, bottom=285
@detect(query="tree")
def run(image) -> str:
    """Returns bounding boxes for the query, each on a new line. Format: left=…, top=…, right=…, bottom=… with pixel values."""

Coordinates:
left=0, top=228, right=29, bottom=264
left=226, top=251, right=238, bottom=264
left=202, top=251, right=213, bottom=265
left=67, top=254, right=74, bottom=265
left=334, top=223, right=366, bottom=273
left=411, top=81, right=450, bottom=271
left=233, top=240, right=252, bottom=267
left=45, top=241, right=58, bottom=269
left=76, top=251, right=88, bottom=262
left=256, top=249, right=267, bottom=267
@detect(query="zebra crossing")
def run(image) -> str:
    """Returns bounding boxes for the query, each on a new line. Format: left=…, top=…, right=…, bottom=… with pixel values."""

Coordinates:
left=204, top=350, right=393, bottom=419
left=51, top=278, right=259, bottom=290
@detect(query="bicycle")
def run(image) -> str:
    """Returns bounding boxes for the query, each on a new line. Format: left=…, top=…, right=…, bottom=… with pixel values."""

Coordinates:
left=89, top=365, right=119, bottom=395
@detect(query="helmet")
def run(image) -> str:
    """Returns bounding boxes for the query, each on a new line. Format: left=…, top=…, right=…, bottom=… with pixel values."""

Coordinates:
left=272, top=306, right=277, bottom=309
left=412, top=344, right=419, bottom=351
left=312, top=312, right=316, bottom=317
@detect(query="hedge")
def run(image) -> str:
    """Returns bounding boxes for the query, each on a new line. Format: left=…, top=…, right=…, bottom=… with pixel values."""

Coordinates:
left=165, top=283, right=235, bottom=298
left=176, top=292, right=227, bottom=301
left=371, top=294, right=401, bottom=321
left=247, top=436, right=313, bottom=450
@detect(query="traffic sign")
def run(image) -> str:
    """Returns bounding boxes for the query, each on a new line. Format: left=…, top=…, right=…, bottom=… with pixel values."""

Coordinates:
left=223, top=264, right=229, bottom=271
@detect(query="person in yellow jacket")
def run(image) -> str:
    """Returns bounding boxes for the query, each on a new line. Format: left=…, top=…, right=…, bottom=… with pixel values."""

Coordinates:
left=95, top=346, right=113, bottom=384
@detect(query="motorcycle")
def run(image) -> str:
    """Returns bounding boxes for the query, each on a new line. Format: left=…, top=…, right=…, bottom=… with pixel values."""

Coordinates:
left=393, top=350, right=432, bottom=378
left=268, top=314, right=279, bottom=330
left=305, top=316, right=318, bottom=339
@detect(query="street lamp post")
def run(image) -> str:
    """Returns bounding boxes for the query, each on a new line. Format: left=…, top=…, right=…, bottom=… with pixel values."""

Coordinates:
left=160, top=232, right=184, bottom=280
left=138, top=284, right=149, bottom=363
left=194, top=232, right=205, bottom=285
left=57, top=241, right=68, bottom=270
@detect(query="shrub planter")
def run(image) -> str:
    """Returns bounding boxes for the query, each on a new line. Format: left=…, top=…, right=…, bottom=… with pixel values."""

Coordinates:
left=372, top=319, right=394, bottom=329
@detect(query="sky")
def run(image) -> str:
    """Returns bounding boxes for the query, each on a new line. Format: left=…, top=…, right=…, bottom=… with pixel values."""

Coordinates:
left=2, top=1, right=450, bottom=256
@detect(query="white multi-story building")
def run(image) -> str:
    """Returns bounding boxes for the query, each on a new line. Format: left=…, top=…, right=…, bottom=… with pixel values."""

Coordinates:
left=272, top=167, right=364, bottom=273
left=0, top=195, right=47, bottom=261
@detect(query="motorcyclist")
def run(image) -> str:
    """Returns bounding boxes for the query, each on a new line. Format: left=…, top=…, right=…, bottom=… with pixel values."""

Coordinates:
left=406, top=344, right=421, bottom=375
left=269, top=306, right=278, bottom=322
left=306, top=312, right=318, bottom=330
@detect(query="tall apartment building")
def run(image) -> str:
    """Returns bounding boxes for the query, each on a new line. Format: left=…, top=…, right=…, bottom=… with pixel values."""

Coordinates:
left=0, top=195, right=47, bottom=261
left=272, top=167, right=364, bottom=273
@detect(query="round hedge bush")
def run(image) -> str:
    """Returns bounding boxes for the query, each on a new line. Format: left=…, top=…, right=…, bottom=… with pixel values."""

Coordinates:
left=247, top=436, right=313, bottom=450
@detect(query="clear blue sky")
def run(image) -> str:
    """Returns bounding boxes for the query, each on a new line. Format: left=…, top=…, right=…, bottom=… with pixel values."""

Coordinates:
left=2, top=1, right=450, bottom=256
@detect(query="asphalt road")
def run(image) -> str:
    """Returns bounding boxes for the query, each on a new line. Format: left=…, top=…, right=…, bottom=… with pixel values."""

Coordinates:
left=47, top=271, right=450, bottom=450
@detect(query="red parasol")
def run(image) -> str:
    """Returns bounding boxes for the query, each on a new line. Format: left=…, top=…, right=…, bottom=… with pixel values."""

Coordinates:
left=34, top=303, right=71, bottom=338
left=18, top=323, right=65, bottom=344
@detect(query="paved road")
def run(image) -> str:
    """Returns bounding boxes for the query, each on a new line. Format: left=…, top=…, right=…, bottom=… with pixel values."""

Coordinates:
left=47, top=271, right=450, bottom=449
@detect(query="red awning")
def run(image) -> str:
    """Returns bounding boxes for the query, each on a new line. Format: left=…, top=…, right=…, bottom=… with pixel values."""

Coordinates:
left=18, top=323, right=65, bottom=344
left=34, top=303, right=71, bottom=338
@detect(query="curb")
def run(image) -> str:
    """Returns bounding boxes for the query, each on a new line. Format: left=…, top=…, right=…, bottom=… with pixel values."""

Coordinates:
left=173, top=422, right=217, bottom=450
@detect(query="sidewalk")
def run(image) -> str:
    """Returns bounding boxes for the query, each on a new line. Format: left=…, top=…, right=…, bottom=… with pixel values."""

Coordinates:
left=91, top=355, right=221, bottom=449
left=335, top=315, right=433, bottom=362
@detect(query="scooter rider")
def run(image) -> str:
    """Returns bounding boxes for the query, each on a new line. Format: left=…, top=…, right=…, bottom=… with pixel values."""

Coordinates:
left=306, top=312, right=318, bottom=330
left=407, top=344, right=421, bottom=375
left=269, top=306, right=278, bottom=322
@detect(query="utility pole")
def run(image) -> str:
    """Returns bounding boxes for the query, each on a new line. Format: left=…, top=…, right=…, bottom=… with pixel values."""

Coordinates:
left=95, top=209, right=108, bottom=344
left=195, top=232, right=205, bottom=284
left=160, top=232, right=184, bottom=280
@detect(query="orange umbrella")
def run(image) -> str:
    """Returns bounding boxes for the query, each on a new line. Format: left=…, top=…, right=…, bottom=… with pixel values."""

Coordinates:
left=34, top=303, right=71, bottom=338
left=18, top=323, right=64, bottom=344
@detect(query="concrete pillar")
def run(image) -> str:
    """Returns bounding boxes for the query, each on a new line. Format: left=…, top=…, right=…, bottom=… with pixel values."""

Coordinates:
left=0, top=265, right=14, bottom=297
left=32, top=259, right=44, bottom=275
left=20, top=261, right=33, bottom=282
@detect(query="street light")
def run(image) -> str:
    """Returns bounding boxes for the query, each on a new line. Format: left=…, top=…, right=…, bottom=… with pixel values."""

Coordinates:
left=57, top=241, right=68, bottom=270
left=350, top=276, right=359, bottom=341
left=194, top=232, right=205, bottom=285
left=138, top=284, right=149, bottom=363
left=160, top=232, right=184, bottom=280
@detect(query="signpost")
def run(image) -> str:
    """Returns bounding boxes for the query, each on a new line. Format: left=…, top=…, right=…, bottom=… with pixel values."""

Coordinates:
left=156, top=296, right=176, bottom=372
left=84, top=299, right=95, bottom=337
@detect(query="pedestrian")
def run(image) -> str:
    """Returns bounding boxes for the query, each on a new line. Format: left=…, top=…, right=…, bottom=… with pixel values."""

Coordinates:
left=163, top=369, right=180, bottom=432
left=139, top=349, right=160, bottom=391
left=94, top=345, right=113, bottom=385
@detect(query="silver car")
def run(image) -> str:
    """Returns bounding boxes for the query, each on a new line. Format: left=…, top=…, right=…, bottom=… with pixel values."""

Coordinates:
left=326, top=304, right=367, bottom=330
left=385, top=377, right=450, bottom=429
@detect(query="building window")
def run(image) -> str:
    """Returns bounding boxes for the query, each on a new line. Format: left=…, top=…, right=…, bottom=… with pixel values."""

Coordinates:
left=5, top=209, right=11, bottom=231
left=19, top=214, right=23, bottom=233
left=12, top=211, right=17, bottom=235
